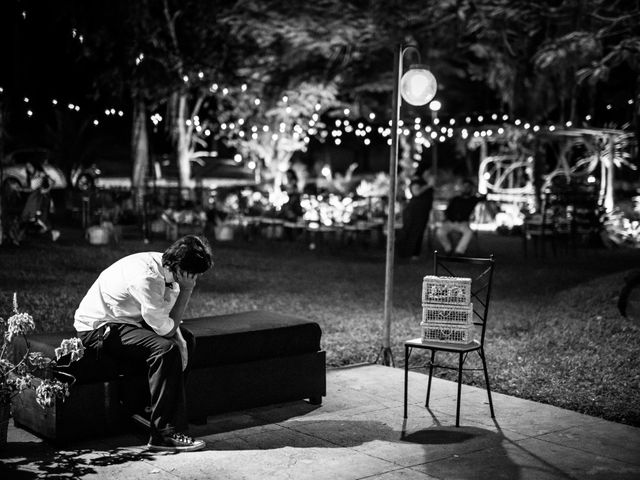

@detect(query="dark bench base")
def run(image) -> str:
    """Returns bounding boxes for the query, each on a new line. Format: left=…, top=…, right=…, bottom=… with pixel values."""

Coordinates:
left=188, top=351, right=326, bottom=418
left=12, top=380, right=124, bottom=441
left=117, top=351, right=327, bottom=424
left=11, top=311, right=326, bottom=442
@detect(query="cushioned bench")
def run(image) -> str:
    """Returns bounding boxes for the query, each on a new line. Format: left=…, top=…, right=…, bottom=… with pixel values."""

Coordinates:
left=12, top=311, right=326, bottom=442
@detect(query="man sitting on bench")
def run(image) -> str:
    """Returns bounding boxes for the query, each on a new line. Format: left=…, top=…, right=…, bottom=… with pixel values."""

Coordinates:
left=436, top=179, right=484, bottom=256
left=74, top=235, right=214, bottom=452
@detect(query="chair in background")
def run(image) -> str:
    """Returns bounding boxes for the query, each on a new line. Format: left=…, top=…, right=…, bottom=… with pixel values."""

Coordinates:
left=522, top=194, right=558, bottom=258
left=403, top=251, right=496, bottom=427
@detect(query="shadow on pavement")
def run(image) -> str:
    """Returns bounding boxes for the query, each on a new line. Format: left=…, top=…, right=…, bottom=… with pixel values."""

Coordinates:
left=2, top=413, right=585, bottom=480
left=401, top=428, right=476, bottom=444
left=0, top=444, right=162, bottom=479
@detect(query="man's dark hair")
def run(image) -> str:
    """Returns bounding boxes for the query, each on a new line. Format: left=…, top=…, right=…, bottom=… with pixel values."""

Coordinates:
left=163, top=235, right=213, bottom=275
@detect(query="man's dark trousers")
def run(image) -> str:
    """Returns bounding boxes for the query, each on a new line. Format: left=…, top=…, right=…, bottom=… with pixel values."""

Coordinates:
left=78, top=322, right=196, bottom=438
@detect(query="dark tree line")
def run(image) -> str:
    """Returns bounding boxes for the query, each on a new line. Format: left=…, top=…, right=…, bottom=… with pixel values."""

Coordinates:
left=1, top=0, right=638, bottom=194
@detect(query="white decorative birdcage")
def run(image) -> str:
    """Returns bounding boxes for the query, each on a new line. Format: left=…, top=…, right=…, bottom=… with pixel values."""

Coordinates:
left=422, top=303, right=473, bottom=325
left=422, top=276, right=471, bottom=304
left=421, top=322, right=475, bottom=344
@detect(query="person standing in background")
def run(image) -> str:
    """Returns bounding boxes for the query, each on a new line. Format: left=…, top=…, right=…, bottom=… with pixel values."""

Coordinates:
left=398, top=169, right=435, bottom=260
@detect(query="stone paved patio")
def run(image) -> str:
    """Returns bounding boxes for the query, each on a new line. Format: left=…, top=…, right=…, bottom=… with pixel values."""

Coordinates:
left=2, top=364, right=639, bottom=479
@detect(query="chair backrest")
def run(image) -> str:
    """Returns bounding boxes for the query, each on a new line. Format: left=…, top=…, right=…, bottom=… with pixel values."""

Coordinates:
left=432, top=250, right=495, bottom=346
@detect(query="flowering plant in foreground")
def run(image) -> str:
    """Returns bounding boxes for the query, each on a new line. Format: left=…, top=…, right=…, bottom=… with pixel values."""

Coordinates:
left=0, top=293, right=84, bottom=409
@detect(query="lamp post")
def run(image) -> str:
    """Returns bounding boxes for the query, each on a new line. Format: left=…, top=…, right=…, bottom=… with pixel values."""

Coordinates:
left=379, top=44, right=437, bottom=366
left=429, top=100, right=441, bottom=183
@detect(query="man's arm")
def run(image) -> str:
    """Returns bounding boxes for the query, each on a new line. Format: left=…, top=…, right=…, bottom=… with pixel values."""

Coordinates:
left=129, top=277, right=178, bottom=337
left=165, top=272, right=199, bottom=371
left=164, top=271, right=199, bottom=337
left=165, top=289, right=193, bottom=336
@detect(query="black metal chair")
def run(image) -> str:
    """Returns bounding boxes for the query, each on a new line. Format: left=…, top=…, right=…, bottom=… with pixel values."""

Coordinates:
left=403, top=250, right=496, bottom=427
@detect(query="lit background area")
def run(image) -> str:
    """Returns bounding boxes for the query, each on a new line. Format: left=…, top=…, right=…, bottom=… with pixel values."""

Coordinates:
left=1, top=0, right=639, bottom=435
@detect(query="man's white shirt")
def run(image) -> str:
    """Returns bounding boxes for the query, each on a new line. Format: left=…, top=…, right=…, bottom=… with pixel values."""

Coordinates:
left=74, top=252, right=179, bottom=336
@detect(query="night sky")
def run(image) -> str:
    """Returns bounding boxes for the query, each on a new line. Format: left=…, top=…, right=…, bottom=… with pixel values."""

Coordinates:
left=1, top=1, right=637, bottom=169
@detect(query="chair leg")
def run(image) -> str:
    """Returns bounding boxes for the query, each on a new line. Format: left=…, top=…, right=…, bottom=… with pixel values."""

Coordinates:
left=404, top=345, right=409, bottom=419
left=479, top=348, right=495, bottom=418
left=456, top=353, right=463, bottom=427
left=425, top=350, right=435, bottom=408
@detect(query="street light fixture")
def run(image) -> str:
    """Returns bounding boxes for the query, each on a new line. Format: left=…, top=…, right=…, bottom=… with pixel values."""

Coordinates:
left=379, top=44, right=437, bottom=366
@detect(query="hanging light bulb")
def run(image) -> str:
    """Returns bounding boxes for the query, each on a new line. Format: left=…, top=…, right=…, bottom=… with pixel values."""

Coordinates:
left=400, top=65, right=437, bottom=106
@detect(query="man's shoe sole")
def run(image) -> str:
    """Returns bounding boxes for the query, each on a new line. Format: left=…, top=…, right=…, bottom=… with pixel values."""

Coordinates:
left=147, top=440, right=206, bottom=452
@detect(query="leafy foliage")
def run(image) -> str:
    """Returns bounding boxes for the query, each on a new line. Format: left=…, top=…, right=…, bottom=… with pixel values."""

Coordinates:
left=17, top=0, right=639, bottom=179
left=0, top=294, right=84, bottom=409
left=215, top=81, right=340, bottom=185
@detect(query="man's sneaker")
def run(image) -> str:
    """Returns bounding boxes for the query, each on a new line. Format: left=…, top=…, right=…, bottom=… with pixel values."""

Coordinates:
left=147, top=432, right=206, bottom=452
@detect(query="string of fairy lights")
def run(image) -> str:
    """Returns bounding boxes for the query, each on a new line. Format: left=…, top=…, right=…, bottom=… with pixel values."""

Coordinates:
left=5, top=10, right=638, bottom=151
left=3, top=81, right=635, bottom=152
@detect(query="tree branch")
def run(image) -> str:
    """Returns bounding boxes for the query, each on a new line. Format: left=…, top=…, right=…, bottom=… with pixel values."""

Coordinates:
left=185, top=94, right=206, bottom=152
left=502, top=30, right=516, bottom=57
left=163, top=0, right=184, bottom=76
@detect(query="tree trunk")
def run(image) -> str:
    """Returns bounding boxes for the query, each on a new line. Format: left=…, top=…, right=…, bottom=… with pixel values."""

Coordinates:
left=398, top=134, right=416, bottom=196
left=131, top=98, right=149, bottom=213
left=254, top=155, right=263, bottom=184
left=635, top=75, right=640, bottom=163
left=0, top=101, right=4, bottom=159
left=176, top=93, right=191, bottom=201
left=558, top=78, right=566, bottom=125
left=0, top=104, right=4, bottom=245
left=569, top=71, right=577, bottom=125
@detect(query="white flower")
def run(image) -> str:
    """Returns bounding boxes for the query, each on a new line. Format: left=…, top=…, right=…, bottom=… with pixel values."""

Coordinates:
left=35, top=380, right=69, bottom=409
left=2, top=293, right=81, bottom=409
left=6, top=312, right=35, bottom=342
left=54, top=338, right=85, bottom=363
left=12, top=374, right=33, bottom=392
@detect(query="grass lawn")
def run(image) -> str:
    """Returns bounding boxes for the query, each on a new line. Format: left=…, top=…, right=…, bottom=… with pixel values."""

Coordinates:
left=1, top=226, right=639, bottom=427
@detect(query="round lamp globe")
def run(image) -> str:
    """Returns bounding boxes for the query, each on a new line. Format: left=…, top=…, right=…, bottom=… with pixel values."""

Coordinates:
left=400, top=66, right=437, bottom=106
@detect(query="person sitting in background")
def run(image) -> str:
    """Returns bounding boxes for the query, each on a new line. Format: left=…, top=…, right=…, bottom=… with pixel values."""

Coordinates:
left=161, top=201, right=208, bottom=240
left=98, top=191, right=123, bottom=244
left=20, top=161, right=60, bottom=242
left=175, top=200, right=207, bottom=228
left=436, top=179, right=485, bottom=256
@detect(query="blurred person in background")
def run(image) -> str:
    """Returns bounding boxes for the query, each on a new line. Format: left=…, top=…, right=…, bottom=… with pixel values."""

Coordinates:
left=18, top=161, right=60, bottom=243
left=398, top=169, right=435, bottom=260
left=436, top=179, right=485, bottom=256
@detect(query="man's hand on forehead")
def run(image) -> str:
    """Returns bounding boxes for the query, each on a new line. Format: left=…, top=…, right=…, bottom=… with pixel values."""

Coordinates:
left=175, top=270, right=199, bottom=289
